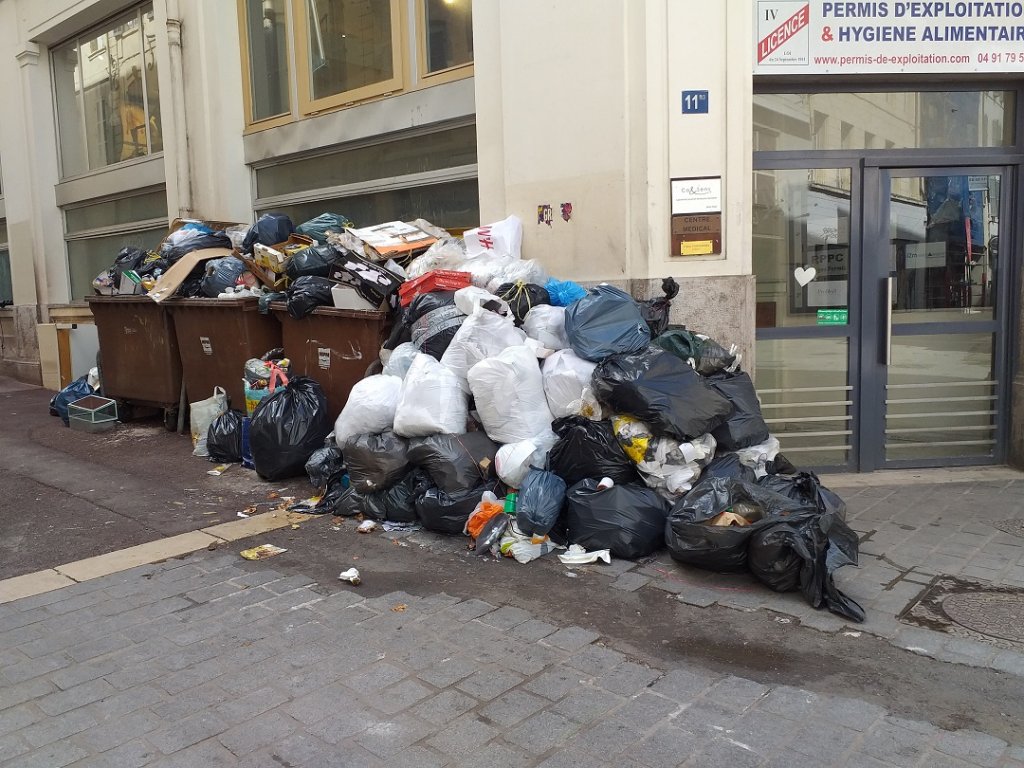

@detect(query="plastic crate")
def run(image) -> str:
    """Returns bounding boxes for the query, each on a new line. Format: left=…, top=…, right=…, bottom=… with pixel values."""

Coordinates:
left=68, top=395, right=119, bottom=433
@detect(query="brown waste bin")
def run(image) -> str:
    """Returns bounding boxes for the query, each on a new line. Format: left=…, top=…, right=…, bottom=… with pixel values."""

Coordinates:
left=271, top=303, right=391, bottom=423
left=165, top=298, right=282, bottom=410
left=86, top=295, right=183, bottom=429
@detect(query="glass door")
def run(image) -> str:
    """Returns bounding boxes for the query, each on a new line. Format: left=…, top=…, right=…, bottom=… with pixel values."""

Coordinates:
left=861, top=167, right=1010, bottom=468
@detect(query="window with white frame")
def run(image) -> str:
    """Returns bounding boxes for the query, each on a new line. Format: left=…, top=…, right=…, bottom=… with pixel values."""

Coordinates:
left=239, top=0, right=473, bottom=128
left=52, top=5, right=163, bottom=178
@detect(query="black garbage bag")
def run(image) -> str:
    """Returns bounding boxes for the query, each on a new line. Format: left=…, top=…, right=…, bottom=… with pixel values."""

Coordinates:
left=286, top=245, right=342, bottom=281
left=707, top=371, right=770, bottom=451
left=548, top=416, right=640, bottom=487
left=517, top=469, right=567, bottom=537
left=207, top=410, right=245, bottom=463
left=343, top=431, right=410, bottom=493
left=412, top=304, right=466, bottom=360
left=135, top=256, right=170, bottom=278
left=286, top=276, right=334, bottom=319
left=566, top=480, right=670, bottom=560
left=201, top=256, right=248, bottom=297
left=701, top=453, right=756, bottom=483
left=112, top=247, right=146, bottom=283
left=334, top=251, right=403, bottom=310
left=758, top=471, right=847, bottom=520
left=416, top=480, right=504, bottom=535
left=639, top=277, right=680, bottom=338
left=295, top=213, right=352, bottom=243
left=766, top=453, right=799, bottom=476
left=49, top=376, right=94, bottom=426
left=564, top=285, right=651, bottom=362
left=494, top=282, right=551, bottom=326
left=160, top=229, right=233, bottom=262
left=364, top=469, right=431, bottom=523
left=407, top=432, right=499, bottom=493
left=747, top=498, right=864, bottom=622
left=249, top=377, right=331, bottom=481
left=592, top=348, right=733, bottom=441
left=242, top=213, right=294, bottom=253
left=383, top=291, right=457, bottom=352
left=654, top=329, right=736, bottom=376
left=315, top=479, right=362, bottom=516
left=305, top=442, right=346, bottom=489
left=664, top=477, right=814, bottom=572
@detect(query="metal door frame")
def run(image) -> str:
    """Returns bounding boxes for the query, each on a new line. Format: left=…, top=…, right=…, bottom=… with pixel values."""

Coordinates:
left=859, top=163, right=1017, bottom=470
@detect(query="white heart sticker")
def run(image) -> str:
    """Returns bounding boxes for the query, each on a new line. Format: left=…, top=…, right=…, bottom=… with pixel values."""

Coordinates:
left=794, top=266, right=817, bottom=287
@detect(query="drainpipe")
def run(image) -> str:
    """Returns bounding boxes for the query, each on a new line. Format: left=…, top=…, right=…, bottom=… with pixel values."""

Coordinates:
left=165, top=0, right=193, bottom=218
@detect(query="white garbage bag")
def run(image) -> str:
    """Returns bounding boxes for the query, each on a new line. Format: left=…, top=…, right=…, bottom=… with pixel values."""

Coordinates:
left=737, top=435, right=781, bottom=479
left=334, top=375, right=403, bottom=446
left=542, top=349, right=602, bottom=419
left=453, top=285, right=510, bottom=317
left=464, top=215, right=523, bottom=259
left=495, top=431, right=558, bottom=488
left=463, top=253, right=515, bottom=290
left=190, top=386, right=228, bottom=458
left=382, top=342, right=418, bottom=379
left=441, top=307, right=526, bottom=391
left=523, top=305, right=568, bottom=351
left=393, top=354, right=469, bottom=437
left=468, top=345, right=554, bottom=444
left=485, top=259, right=549, bottom=294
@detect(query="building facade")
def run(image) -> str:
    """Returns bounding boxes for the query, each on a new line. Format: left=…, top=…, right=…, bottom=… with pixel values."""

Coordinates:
left=0, top=0, right=1019, bottom=473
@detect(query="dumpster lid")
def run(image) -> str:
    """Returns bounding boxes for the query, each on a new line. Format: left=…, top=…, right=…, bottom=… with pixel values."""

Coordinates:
left=268, top=301, right=389, bottom=320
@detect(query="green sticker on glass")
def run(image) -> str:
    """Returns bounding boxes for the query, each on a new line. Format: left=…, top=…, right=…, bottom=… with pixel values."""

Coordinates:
left=816, top=309, right=848, bottom=325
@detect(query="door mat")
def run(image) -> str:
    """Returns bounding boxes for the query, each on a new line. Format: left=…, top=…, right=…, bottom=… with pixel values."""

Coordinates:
left=899, top=576, right=1024, bottom=651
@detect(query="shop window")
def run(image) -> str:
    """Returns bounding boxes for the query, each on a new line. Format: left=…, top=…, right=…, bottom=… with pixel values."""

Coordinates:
left=0, top=221, right=11, bottom=306
left=52, top=5, right=162, bottom=178
left=64, top=188, right=168, bottom=301
left=238, top=0, right=472, bottom=128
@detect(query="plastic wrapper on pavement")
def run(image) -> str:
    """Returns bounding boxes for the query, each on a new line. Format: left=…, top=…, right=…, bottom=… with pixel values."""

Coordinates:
left=639, top=277, right=680, bottom=338
left=707, top=371, right=770, bottom=450
left=567, top=480, right=670, bottom=560
left=440, top=306, right=526, bottom=390
left=542, top=349, right=601, bottom=420
left=343, top=431, right=411, bottom=493
left=654, top=328, right=737, bottom=376
left=495, top=282, right=551, bottom=325
left=592, top=347, right=733, bottom=441
left=548, top=416, right=640, bottom=487
left=207, top=410, right=246, bottom=463
left=249, top=376, right=332, bottom=481
left=242, top=213, right=294, bottom=253
left=295, top=213, right=352, bottom=244
left=516, top=469, right=567, bottom=537
left=523, top=305, right=569, bottom=351
left=286, top=276, right=334, bottom=319
left=417, top=481, right=505, bottom=535
left=305, top=442, right=346, bottom=489
left=333, top=375, right=403, bottom=446
left=408, top=432, right=500, bottom=493
left=412, top=304, right=466, bottom=360
left=468, top=345, right=554, bottom=444
left=363, top=469, right=430, bottom=523
left=393, top=354, right=468, bottom=437
left=495, top=432, right=558, bottom=489
left=564, top=284, right=651, bottom=362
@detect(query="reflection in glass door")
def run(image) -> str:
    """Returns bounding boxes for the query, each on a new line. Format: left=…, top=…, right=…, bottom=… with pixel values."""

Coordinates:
left=866, top=169, right=1007, bottom=466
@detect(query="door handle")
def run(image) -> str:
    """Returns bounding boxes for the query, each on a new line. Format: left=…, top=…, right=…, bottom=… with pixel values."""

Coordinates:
left=883, top=274, right=894, bottom=366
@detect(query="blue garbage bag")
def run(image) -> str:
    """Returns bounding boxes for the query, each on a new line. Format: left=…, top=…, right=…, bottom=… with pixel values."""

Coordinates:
left=516, top=468, right=567, bottom=537
left=545, top=278, right=587, bottom=307
left=564, top=285, right=650, bottom=362
left=242, top=213, right=294, bottom=253
left=49, top=376, right=94, bottom=426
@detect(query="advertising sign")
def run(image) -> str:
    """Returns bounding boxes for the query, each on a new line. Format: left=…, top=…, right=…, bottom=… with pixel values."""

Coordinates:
left=755, top=1, right=1024, bottom=74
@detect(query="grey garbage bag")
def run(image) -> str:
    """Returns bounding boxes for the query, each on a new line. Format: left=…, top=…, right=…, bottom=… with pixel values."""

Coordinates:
left=407, top=432, right=500, bottom=493
left=516, top=469, right=567, bottom=537
left=566, top=480, right=670, bottom=560
left=343, top=431, right=410, bottom=493
left=564, top=285, right=650, bottom=362
left=200, top=256, right=248, bottom=297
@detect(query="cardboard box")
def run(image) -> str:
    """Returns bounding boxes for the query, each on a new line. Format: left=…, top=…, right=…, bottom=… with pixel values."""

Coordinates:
left=148, top=247, right=234, bottom=303
left=331, top=283, right=387, bottom=311
left=346, top=221, right=438, bottom=262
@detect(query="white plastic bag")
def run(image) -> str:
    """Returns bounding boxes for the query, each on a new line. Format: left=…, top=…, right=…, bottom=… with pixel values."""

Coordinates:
left=464, top=215, right=523, bottom=259
left=468, top=346, right=554, bottom=444
left=334, top=375, right=403, bottom=446
left=382, top=343, right=418, bottom=379
left=394, top=354, right=469, bottom=437
left=495, top=431, right=558, bottom=488
left=463, top=253, right=515, bottom=290
left=542, top=349, right=602, bottom=419
left=454, top=286, right=509, bottom=317
left=485, top=259, right=548, bottom=293
left=406, top=237, right=467, bottom=279
left=523, top=305, right=568, bottom=351
left=190, top=387, right=228, bottom=458
left=441, top=307, right=527, bottom=391
left=737, top=435, right=780, bottom=479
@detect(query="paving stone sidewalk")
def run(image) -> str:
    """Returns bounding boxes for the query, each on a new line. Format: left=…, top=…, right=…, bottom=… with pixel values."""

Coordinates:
left=0, top=551, right=1020, bottom=767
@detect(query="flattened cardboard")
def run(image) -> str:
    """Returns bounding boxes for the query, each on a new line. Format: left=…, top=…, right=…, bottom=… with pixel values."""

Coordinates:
left=346, top=221, right=438, bottom=262
left=148, top=247, right=233, bottom=303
